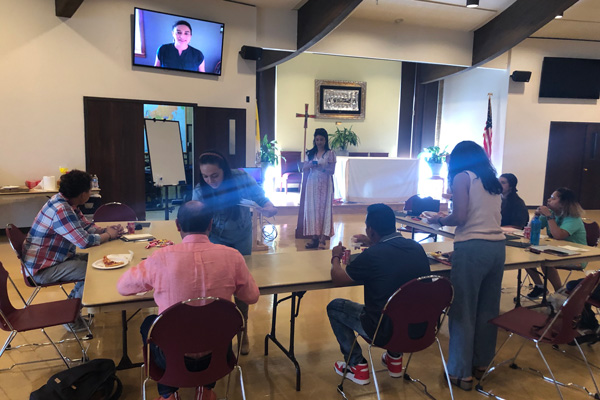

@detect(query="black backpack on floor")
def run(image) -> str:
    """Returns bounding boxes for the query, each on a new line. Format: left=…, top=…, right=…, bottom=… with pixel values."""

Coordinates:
left=30, top=359, right=122, bottom=400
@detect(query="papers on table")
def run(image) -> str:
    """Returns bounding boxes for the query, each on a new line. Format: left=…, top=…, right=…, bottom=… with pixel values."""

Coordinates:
left=530, top=245, right=581, bottom=256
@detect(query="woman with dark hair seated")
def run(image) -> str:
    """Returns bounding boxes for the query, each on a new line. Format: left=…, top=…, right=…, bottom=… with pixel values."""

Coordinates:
left=523, top=187, right=586, bottom=299
left=499, top=173, right=529, bottom=229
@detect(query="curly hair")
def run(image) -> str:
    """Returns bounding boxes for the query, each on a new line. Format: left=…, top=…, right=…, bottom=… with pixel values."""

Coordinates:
left=58, top=170, right=92, bottom=199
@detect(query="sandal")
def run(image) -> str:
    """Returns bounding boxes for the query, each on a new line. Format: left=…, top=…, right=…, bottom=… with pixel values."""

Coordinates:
left=444, top=373, right=473, bottom=391
left=318, top=241, right=327, bottom=250
left=305, top=239, right=319, bottom=249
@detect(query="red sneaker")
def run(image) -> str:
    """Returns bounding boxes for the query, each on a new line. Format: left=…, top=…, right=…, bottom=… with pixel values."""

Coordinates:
left=381, top=352, right=403, bottom=378
left=334, top=361, right=370, bottom=385
left=154, top=391, right=180, bottom=400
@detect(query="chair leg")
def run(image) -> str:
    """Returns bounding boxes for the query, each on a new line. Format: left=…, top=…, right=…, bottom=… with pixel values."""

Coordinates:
left=142, top=376, right=150, bottom=400
left=365, top=344, right=381, bottom=400
left=0, top=331, right=17, bottom=359
left=574, top=339, right=600, bottom=397
left=41, top=328, right=70, bottom=368
left=435, top=337, right=454, bottom=400
left=337, top=335, right=360, bottom=399
left=477, top=333, right=516, bottom=395
left=535, top=342, right=565, bottom=400
left=237, top=365, right=247, bottom=400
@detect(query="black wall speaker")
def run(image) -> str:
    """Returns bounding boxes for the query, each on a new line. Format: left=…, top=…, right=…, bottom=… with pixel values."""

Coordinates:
left=511, top=71, right=532, bottom=82
left=239, top=45, right=262, bottom=61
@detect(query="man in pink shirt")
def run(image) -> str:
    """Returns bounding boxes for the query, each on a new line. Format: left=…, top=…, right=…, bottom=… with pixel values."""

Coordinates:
left=117, top=201, right=259, bottom=400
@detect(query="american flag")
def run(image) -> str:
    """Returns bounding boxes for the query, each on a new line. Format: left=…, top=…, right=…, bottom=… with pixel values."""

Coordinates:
left=483, top=97, right=492, bottom=158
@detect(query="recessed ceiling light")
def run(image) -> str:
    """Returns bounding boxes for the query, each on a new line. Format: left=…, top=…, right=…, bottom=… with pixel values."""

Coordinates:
left=466, top=0, right=479, bottom=8
left=555, top=12, right=563, bottom=19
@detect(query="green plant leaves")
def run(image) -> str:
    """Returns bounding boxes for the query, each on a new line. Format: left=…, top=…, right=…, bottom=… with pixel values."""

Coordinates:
left=260, top=135, right=282, bottom=165
left=328, top=126, right=360, bottom=151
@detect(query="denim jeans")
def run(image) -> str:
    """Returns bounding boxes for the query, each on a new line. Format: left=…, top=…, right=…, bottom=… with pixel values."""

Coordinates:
left=448, top=239, right=505, bottom=379
left=140, top=315, right=216, bottom=398
left=32, top=253, right=87, bottom=299
left=327, top=298, right=370, bottom=366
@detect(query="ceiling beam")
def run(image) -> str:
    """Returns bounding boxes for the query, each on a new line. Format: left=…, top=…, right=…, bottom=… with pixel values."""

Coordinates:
left=257, top=0, right=363, bottom=72
left=418, top=64, right=467, bottom=84
left=55, top=0, right=84, bottom=18
left=472, top=0, right=578, bottom=67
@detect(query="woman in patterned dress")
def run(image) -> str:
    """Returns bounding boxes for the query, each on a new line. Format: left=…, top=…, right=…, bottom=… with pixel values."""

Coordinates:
left=303, top=128, right=336, bottom=249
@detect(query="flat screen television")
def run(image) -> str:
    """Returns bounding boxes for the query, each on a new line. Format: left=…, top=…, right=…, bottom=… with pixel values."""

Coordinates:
left=539, top=57, right=600, bottom=99
left=133, top=8, right=224, bottom=76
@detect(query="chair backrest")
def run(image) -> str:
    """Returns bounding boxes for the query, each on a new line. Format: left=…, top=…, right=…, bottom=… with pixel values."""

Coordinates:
left=545, top=271, right=600, bottom=344
left=369, top=152, right=388, bottom=157
left=5, top=224, right=25, bottom=261
left=93, top=202, right=137, bottom=222
left=349, top=152, right=368, bottom=157
left=376, top=275, right=453, bottom=353
left=280, top=151, right=302, bottom=174
left=584, top=221, right=600, bottom=247
left=147, top=297, right=244, bottom=388
left=0, top=262, right=18, bottom=331
left=5, top=224, right=36, bottom=288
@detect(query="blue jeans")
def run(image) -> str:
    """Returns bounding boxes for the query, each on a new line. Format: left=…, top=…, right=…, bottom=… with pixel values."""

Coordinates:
left=448, top=239, right=505, bottom=379
left=327, top=299, right=370, bottom=366
left=32, top=253, right=87, bottom=299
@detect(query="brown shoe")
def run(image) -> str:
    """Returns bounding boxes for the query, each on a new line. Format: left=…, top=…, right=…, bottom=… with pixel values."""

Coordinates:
left=195, top=387, right=216, bottom=400
left=241, top=330, right=250, bottom=355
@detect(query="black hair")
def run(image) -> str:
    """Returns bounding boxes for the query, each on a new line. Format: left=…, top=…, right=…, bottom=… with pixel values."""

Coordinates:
left=554, top=187, right=583, bottom=218
left=448, top=141, right=502, bottom=195
left=59, top=170, right=92, bottom=199
left=500, top=173, right=518, bottom=192
left=197, top=150, right=241, bottom=220
left=177, top=201, right=213, bottom=232
left=306, top=128, right=330, bottom=161
left=365, top=203, right=396, bottom=237
left=172, top=20, right=192, bottom=34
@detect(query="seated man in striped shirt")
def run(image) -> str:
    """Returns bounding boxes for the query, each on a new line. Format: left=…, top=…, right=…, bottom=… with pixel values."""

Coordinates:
left=23, top=170, right=123, bottom=306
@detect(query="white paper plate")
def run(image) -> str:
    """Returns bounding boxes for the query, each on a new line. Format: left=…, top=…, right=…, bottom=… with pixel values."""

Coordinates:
left=92, top=255, right=129, bottom=270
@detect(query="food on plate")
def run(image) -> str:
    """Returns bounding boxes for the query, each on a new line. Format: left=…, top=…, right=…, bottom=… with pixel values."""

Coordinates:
left=102, top=255, right=124, bottom=268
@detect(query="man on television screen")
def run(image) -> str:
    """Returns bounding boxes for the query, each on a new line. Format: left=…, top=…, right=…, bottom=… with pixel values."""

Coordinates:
left=155, top=20, right=206, bottom=73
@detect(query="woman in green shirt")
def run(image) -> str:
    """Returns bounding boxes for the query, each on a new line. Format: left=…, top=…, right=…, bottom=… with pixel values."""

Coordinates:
left=524, top=187, right=586, bottom=299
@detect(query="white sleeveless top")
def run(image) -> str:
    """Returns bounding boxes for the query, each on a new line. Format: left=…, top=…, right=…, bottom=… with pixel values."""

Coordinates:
left=454, top=171, right=504, bottom=243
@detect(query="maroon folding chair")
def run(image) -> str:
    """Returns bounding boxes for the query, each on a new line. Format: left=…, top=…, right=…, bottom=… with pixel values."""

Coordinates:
left=93, top=202, right=137, bottom=222
left=478, top=271, right=600, bottom=399
left=142, top=297, right=246, bottom=400
left=337, top=275, right=454, bottom=400
left=5, top=224, right=85, bottom=309
left=0, top=261, right=87, bottom=371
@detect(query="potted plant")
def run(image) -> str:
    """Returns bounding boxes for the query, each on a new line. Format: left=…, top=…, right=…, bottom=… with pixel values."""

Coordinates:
left=329, top=126, right=360, bottom=156
left=260, top=135, right=283, bottom=166
left=421, top=145, right=448, bottom=176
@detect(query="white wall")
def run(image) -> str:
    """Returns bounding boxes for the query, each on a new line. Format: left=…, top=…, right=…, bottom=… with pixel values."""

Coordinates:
left=0, top=0, right=258, bottom=185
left=503, top=39, right=600, bottom=205
left=276, top=53, right=402, bottom=155
left=441, top=67, right=509, bottom=173
left=310, top=17, right=473, bottom=67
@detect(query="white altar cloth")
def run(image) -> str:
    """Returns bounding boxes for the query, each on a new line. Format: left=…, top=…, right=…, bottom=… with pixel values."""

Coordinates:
left=333, top=157, right=419, bottom=203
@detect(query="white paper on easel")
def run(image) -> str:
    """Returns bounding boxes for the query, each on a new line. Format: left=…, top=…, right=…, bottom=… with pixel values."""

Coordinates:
left=41, top=176, right=56, bottom=190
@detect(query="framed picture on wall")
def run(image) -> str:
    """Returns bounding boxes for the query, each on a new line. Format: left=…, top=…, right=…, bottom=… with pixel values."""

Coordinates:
left=315, top=80, right=366, bottom=120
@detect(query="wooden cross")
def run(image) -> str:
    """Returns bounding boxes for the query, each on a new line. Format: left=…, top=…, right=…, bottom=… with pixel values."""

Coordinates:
left=295, top=103, right=316, bottom=161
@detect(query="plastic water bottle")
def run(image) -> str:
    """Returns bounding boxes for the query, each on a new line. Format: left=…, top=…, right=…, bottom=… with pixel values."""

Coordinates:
left=530, top=215, right=541, bottom=246
left=92, top=174, right=99, bottom=189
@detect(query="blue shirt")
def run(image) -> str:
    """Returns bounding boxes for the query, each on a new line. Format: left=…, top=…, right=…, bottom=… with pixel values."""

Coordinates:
left=156, top=43, right=204, bottom=72
left=192, top=170, right=270, bottom=254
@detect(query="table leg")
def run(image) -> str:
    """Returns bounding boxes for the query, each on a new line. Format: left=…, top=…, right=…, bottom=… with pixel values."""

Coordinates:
left=515, top=269, right=522, bottom=307
left=264, top=291, right=306, bottom=391
left=116, top=310, right=143, bottom=370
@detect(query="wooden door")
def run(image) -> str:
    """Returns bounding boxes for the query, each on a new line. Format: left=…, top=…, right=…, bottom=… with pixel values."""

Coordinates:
left=84, top=97, right=146, bottom=220
left=193, top=107, right=246, bottom=185
left=544, top=122, right=600, bottom=210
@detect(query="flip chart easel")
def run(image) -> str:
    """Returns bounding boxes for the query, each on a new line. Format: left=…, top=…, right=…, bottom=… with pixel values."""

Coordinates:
left=145, top=119, right=186, bottom=220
